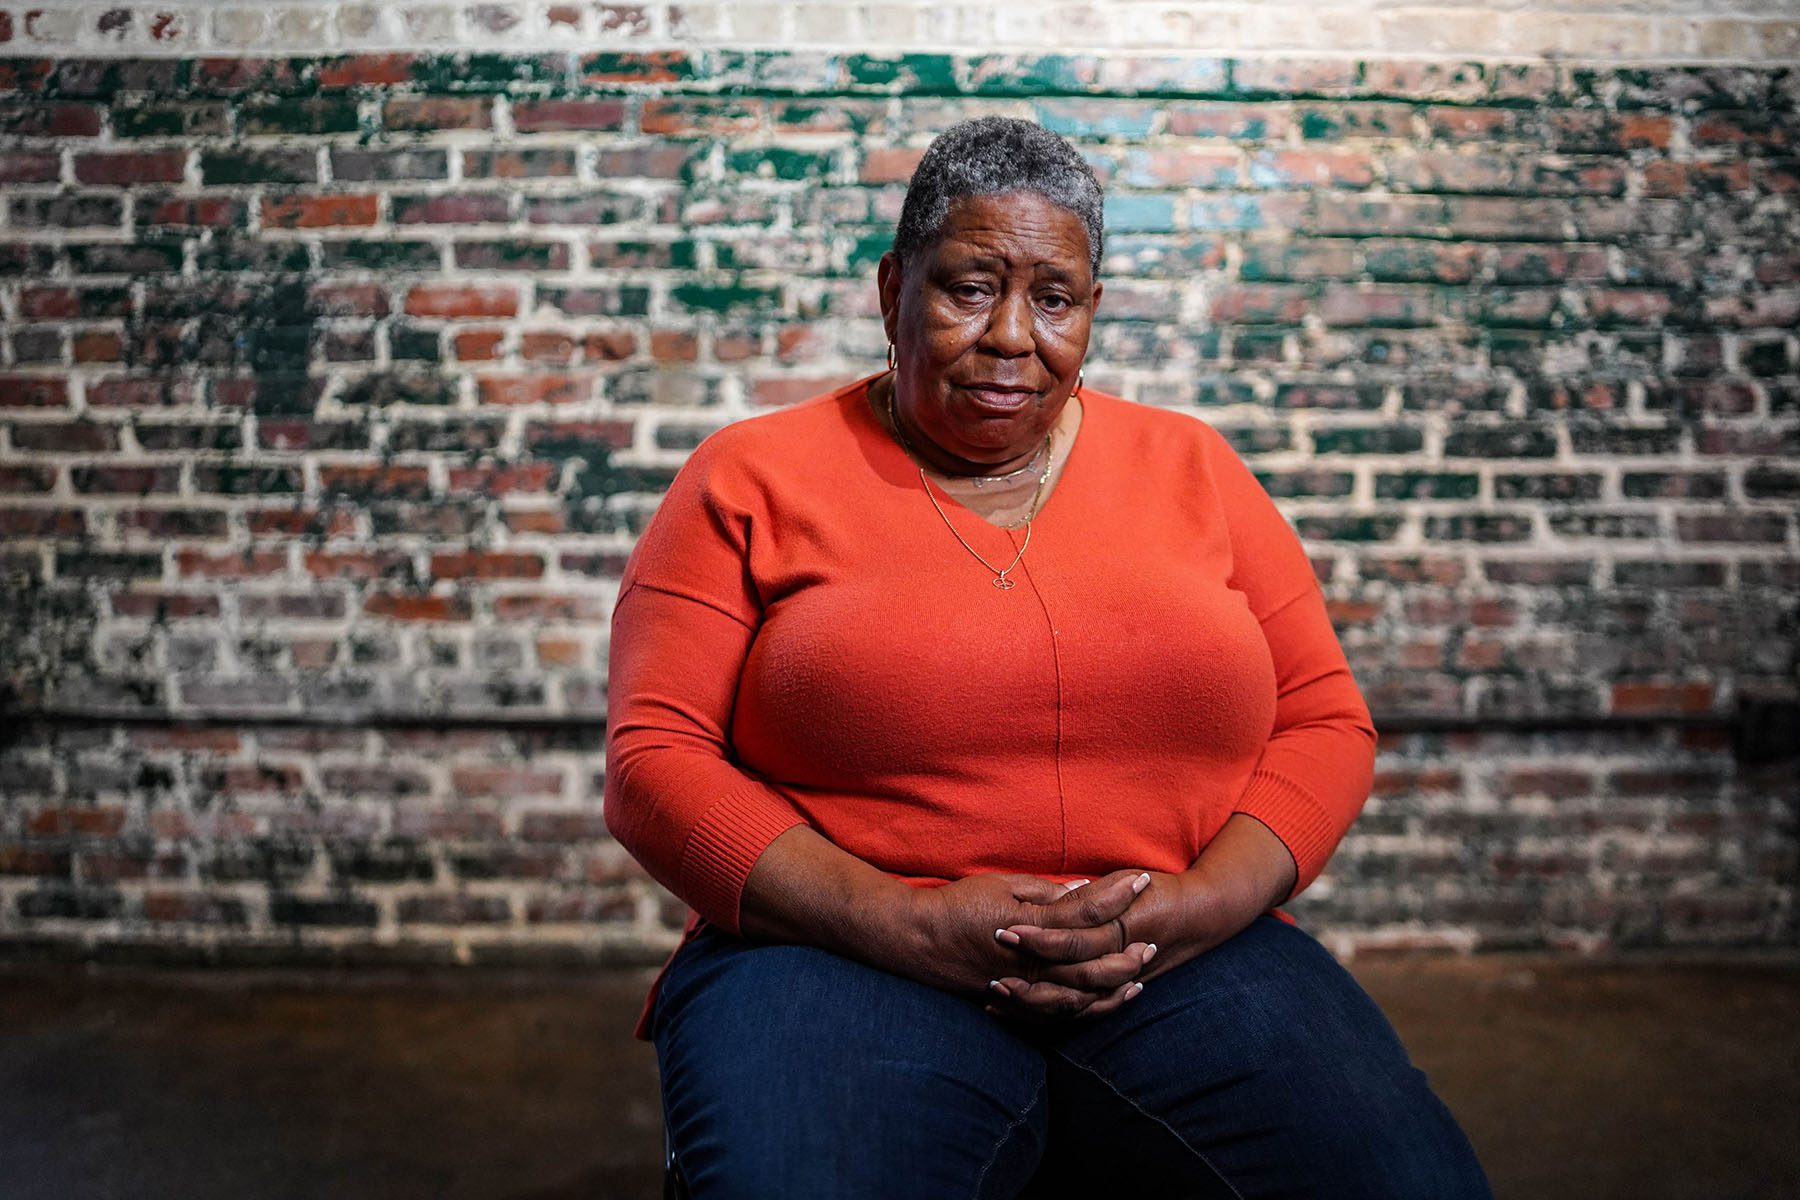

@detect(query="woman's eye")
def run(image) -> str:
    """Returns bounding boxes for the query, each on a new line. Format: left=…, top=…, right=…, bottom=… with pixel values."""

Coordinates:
left=1039, top=294, right=1071, bottom=311
left=950, top=283, right=986, bottom=300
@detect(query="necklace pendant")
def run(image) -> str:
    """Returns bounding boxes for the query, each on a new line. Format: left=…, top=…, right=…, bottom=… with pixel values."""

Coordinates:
left=992, top=575, right=1016, bottom=590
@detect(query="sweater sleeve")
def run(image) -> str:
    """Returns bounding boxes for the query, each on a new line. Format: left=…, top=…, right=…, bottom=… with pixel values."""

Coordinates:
left=602, top=434, right=810, bottom=934
left=1203, top=424, right=1378, bottom=900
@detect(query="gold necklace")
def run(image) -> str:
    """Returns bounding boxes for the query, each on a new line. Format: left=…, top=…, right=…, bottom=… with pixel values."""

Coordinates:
left=883, top=378, right=1053, bottom=591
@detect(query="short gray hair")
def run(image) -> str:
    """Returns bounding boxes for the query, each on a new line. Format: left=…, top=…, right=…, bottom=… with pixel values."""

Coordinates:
left=893, top=117, right=1105, bottom=279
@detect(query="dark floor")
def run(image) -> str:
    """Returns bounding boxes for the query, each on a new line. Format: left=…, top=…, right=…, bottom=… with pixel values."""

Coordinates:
left=2, top=953, right=1797, bottom=1200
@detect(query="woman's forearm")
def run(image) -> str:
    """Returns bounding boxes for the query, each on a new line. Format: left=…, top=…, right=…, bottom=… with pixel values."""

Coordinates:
left=1101, top=813, right=1300, bottom=979
left=1184, top=812, right=1299, bottom=929
left=737, top=823, right=920, bottom=968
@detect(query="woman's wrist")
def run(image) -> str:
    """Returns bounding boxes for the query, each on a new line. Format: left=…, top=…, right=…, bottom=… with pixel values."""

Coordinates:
left=1124, top=815, right=1300, bottom=977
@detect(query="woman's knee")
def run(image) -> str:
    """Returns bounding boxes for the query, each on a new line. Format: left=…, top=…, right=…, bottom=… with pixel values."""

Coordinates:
left=1046, top=917, right=1491, bottom=1198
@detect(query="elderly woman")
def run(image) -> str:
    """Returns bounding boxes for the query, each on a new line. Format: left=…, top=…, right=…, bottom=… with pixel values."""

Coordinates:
left=605, top=117, right=1491, bottom=1197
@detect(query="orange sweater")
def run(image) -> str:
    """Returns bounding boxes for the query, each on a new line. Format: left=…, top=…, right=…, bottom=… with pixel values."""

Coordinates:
left=604, top=376, right=1377, bottom=1039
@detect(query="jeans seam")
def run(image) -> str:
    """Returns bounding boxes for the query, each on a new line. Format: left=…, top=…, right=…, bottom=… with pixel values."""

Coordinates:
left=1047, top=1048, right=1247, bottom=1200
left=971, top=1072, right=1048, bottom=1200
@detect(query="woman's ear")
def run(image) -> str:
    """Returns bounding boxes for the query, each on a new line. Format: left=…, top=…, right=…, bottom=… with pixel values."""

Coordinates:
left=1089, top=279, right=1104, bottom=317
left=876, top=250, right=902, bottom=345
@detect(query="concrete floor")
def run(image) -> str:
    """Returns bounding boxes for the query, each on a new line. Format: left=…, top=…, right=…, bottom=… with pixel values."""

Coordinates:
left=2, top=954, right=1796, bottom=1200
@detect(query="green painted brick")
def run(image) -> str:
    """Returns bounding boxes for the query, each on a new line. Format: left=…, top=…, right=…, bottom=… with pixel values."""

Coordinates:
left=843, top=54, right=957, bottom=94
left=408, top=53, right=567, bottom=93
left=965, top=54, right=1093, bottom=96
left=239, top=98, right=361, bottom=136
left=1374, top=472, right=1482, bottom=500
left=725, top=148, right=835, bottom=182
left=1103, top=194, right=1178, bottom=232
left=671, top=281, right=780, bottom=314
left=578, top=51, right=696, bottom=83
left=1034, top=101, right=1157, bottom=140
left=201, top=150, right=317, bottom=185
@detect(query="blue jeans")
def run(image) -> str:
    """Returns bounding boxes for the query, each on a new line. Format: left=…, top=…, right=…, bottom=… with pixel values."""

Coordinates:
left=652, top=914, right=1493, bottom=1199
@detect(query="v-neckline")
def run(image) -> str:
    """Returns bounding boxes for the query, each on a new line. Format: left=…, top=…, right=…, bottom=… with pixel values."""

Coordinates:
left=850, top=373, right=1090, bottom=536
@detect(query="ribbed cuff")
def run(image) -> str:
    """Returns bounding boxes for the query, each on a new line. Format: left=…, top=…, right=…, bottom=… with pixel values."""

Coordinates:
left=679, top=780, right=809, bottom=935
left=1234, top=767, right=1340, bottom=900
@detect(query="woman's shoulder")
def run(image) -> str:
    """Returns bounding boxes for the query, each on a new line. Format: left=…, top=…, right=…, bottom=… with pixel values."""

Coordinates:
left=684, top=377, right=870, bottom=474
left=1083, top=389, right=1235, bottom=463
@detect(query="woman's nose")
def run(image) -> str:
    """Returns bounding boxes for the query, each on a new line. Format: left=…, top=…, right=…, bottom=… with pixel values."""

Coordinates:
left=981, top=290, right=1034, bottom=357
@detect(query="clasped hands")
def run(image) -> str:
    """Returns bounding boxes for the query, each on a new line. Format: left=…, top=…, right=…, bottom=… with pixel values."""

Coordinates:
left=901, top=867, right=1196, bottom=1023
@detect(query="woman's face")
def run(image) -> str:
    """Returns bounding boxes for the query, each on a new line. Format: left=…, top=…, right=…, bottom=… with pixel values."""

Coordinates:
left=878, top=190, right=1103, bottom=473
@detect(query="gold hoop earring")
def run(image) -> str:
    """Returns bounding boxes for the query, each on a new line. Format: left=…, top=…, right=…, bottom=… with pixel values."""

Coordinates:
left=1076, top=370, right=1085, bottom=394
left=886, top=343, right=897, bottom=372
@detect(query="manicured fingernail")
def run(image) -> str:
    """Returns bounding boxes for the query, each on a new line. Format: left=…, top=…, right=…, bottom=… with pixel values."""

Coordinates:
left=1063, top=879, right=1091, bottom=891
left=988, top=980, right=1010, bottom=998
left=995, top=928, right=1022, bottom=946
left=1143, top=943, right=1158, bottom=963
left=1131, top=872, right=1151, bottom=894
left=1125, top=981, right=1144, bottom=999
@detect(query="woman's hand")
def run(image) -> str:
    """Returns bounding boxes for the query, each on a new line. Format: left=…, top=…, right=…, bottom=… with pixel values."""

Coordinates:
left=878, top=868, right=1158, bottom=1020
left=992, top=816, right=1302, bottom=1015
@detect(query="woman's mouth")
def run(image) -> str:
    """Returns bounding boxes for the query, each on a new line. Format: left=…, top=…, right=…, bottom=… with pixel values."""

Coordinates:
left=957, top=383, right=1038, bottom=412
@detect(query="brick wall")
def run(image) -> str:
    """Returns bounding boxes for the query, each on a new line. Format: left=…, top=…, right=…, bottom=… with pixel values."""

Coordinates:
left=1, top=11, right=1796, bottom=963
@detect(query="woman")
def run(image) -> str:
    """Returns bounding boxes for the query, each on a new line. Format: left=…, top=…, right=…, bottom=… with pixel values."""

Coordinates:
left=605, top=117, right=1491, bottom=1197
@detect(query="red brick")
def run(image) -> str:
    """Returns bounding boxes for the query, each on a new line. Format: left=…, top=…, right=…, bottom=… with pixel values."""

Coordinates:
left=1163, top=103, right=1292, bottom=140
left=74, top=149, right=186, bottom=185
left=492, top=593, right=613, bottom=621
left=144, top=196, right=242, bottom=227
left=0, top=376, right=69, bottom=406
left=519, top=331, right=576, bottom=363
left=28, top=807, right=127, bottom=836
left=0, top=152, right=60, bottom=183
left=454, top=329, right=507, bottom=360
left=640, top=97, right=765, bottom=135
left=1, top=100, right=102, bottom=136
left=175, top=549, right=288, bottom=578
left=522, top=415, right=633, bottom=447
left=405, top=284, right=519, bottom=319
left=1208, top=284, right=1309, bottom=324
left=261, top=193, right=379, bottom=229
left=1251, top=148, right=1374, bottom=187
left=1232, top=59, right=1359, bottom=93
left=1611, top=681, right=1713, bottom=715
left=476, top=374, right=591, bottom=405
left=584, top=331, right=637, bottom=361
left=511, top=99, right=628, bottom=133
left=394, top=193, right=510, bottom=225
left=317, top=53, right=417, bottom=88
left=363, top=593, right=473, bottom=621
left=302, top=551, right=414, bottom=581
left=18, top=287, right=78, bottom=319
left=429, top=551, right=545, bottom=579
left=445, top=463, right=559, bottom=495
left=384, top=95, right=492, bottom=131
left=308, top=281, right=390, bottom=317
left=652, top=330, right=699, bottom=361
left=861, top=147, right=924, bottom=183
left=73, top=331, right=124, bottom=362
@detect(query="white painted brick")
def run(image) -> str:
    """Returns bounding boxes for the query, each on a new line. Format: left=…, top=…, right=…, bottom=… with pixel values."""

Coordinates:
left=859, top=4, right=919, bottom=43
left=24, top=7, right=82, bottom=42
left=729, top=3, right=789, bottom=41
left=209, top=8, right=268, bottom=47
left=669, top=3, right=731, bottom=39
left=338, top=6, right=395, bottom=41
left=1755, top=20, right=1800, bottom=59
left=274, top=8, right=332, bottom=44
left=402, top=5, right=461, bottom=41
left=793, top=3, right=855, bottom=43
